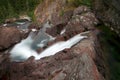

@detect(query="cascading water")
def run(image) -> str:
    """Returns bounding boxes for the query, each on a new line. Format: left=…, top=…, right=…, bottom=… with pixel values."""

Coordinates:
left=10, top=21, right=87, bottom=62
left=10, top=32, right=38, bottom=61
left=10, top=21, right=55, bottom=61
left=35, top=33, right=87, bottom=60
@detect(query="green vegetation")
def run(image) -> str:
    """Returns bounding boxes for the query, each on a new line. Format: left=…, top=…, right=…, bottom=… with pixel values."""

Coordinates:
left=59, top=9, right=65, bottom=17
left=67, top=0, right=92, bottom=7
left=0, top=0, right=92, bottom=23
left=59, top=0, right=92, bottom=17
left=0, top=0, right=43, bottom=23
left=98, top=24, right=120, bottom=80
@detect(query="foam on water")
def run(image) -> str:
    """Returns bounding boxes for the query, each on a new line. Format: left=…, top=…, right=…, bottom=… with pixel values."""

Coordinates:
left=60, top=28, right=66, bottom=35
left=10, top=33, right=38, bottom=61
left=35, top=33, right=87, bottom=59
left=10, top=31, right=87, bottom=61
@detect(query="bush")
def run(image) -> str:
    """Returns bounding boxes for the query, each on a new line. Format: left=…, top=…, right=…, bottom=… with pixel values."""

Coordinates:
left=0, top=0, right=42, bottom=23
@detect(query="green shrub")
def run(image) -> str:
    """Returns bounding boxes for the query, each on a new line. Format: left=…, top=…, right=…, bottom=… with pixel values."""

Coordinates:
left=0, top=0, right=42, bottom=23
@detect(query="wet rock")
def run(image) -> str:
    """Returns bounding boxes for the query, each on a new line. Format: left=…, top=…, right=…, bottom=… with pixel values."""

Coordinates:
left=0, top=31, right=107, bottom=80
left=46, top=35, right=65, bottom=47
left=55, top=36, right=65, bottom=42
left=36, top=48, right=44, bottom=53
left=46, top=23, right=67, bottom=37
left=0, top=27, right=22, bottom=51
left=28, top=23, right=40, bottom=30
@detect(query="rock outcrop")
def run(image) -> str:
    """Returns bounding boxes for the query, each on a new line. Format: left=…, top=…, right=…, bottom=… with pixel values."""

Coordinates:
left=0, top=3, right=109, bottom=80
left=34, top=0, right=75, bottom=26
left=0, top=27, right=22, bottom=51
left=0, top=31, right=107, bottom=80
left=92, top=0, right=120, bottom=37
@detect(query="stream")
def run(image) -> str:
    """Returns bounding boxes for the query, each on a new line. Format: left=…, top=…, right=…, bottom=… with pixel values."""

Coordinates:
left=7, top=20, right=87, bottom=62
left=2, top=19, right=120, bottom=80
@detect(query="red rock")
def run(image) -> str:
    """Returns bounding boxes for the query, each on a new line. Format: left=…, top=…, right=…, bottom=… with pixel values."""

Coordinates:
left=47, top=41, right=54, bottom=47
left=78, top=12, right=99, bottom=30
left=55, top=36, right=65, bottom=42
left=73, top=5, right=91, bottom=15
left=51, top=10, right=73, bottom=26
left=34, top=0, right=73, bottom=25
left=0, top=27, right=22, bottom=51
left=65, top=21, right=85, bottom=37
left=36, top=48, right=44, bottom=53
left=28, top=23, right=40, bottom=30
left=46, top=23, right=67, bottom=37
left=0, top=31, right=107, bottom=80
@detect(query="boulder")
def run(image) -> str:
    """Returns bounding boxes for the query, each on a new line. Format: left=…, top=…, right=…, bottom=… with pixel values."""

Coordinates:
left=50, top=10, right=73, bottom=26
left=28, top=23, right=40, bottom=30
left=34, top=0, right=74, bottom=25
left=0, top=27, right=22, bottom=51
left=64, top=6, right=98, bottom=39
left=73, top=5, right=91, bottom=15
left=46, top=23, right=67, bottom=37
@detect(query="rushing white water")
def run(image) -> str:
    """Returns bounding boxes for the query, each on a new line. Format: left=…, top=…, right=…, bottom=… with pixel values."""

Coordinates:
left=15, top=22, right=25, bottom=25
left=10, top=31, right=87, bottom=61
left=10, top=33, right=38, bottom=61
left=3, top=23, right=7, bottom=26
left=42, top=21, right=52, bottom=31
left=37, top=39, right=48, bottom=47
left=60, top=28, right=66, bottom=35
left=32, top=29, right=37, bottom=32
left=35, top=34, right=87, bottom=59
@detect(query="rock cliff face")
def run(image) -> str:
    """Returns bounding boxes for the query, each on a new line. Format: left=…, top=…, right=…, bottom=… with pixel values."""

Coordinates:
left=0, top=0, right=109, bottom=80
left=92, top=0, right=120, bottom=37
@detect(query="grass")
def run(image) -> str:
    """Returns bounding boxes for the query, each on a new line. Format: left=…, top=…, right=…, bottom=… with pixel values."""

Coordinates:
left=0, top=0, right=42, bottom=24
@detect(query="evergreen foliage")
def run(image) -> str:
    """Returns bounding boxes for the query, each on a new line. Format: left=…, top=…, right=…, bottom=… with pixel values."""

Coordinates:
left=0, top=0, right=42, bottom=23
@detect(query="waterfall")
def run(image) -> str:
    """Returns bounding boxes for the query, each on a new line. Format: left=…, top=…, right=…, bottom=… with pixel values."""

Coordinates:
left=10, top=32, right=37, bottom=61
left=10, top=32, right=87, bottom=61
left=35, top=33, right=87, bottom=60
left=10, top=21, right=88, bottom=62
